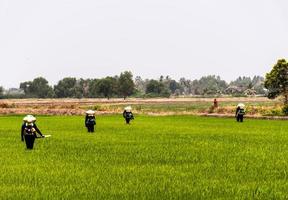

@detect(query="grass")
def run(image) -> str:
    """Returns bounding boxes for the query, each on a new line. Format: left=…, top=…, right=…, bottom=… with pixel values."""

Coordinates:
left=1, top=115, right=288, bottom=199
left=85, top=101, right=284, bottom=116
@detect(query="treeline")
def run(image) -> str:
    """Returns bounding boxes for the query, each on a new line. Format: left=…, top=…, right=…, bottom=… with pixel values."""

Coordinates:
left=0, top=71, right=266, bottom=99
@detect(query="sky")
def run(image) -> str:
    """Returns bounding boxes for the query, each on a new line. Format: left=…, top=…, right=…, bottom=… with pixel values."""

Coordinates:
left=0, top=0, right=288, bottom=88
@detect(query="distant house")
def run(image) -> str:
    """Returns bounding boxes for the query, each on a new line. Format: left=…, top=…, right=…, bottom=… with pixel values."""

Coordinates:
left=244, top=89, right=257, bottom=96
left=224, top=86, right=243, bottom=94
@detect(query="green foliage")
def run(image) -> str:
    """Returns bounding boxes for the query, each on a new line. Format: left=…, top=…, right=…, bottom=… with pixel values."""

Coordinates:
left=145, top=79, right=171, bottom=97
left=134, top=76, right=146, bottom=95
left=118, top=71, right=135, bottom=99
left=168, top=80, right=180, bottom=93
left=74, top=78, right=91, bottom=98
left=282, top=104, right=288, bottom=115
left=8, top=73, right=267, bottom=99
left=96, top=77, right=118, bottom=99
left=88, top=79, right=100, bottom=97
left=0, top=86, right=3, bottom=98
left=267, top=109, right=283, bottom=116
left=1, top=115, right=288, bottom=199
left=231, top=93, right=248, bottom=97
left=54, top=77, right=77, bottom=98
left=191, top=75, right=227, bottom=95
left=20, top=77, right=54, bottom=98
left=226, top=76, right=265, bottom=95
left=265, top=59, right=288, bottom=104
left=92, top=105, right=102, bottom=111
left=230, top=76, right=252, bottom=89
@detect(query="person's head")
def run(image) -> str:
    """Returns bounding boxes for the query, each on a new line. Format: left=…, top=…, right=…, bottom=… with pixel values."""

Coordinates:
left=23, top=115, right=36, bottom=124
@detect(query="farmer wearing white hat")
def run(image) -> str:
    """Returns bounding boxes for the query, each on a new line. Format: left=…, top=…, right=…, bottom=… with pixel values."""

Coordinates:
left=123, top=106, right=134, bottom=124
left=21, top=115, right=44, bottom=149
left=235, top=103, right=245, bottom=122
left=85, top=110, right=96, bottom=132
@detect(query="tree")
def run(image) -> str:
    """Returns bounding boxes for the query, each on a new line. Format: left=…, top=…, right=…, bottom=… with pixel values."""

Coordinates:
left=228, top=75, right=265, bottom=95
left=134, top=76, right=146, bottom=94
left=20, top=81, right=33, bottom=96
left=97, top=77, right=117, bottom=99
left=264, top=59, right=288, bottom=104
left=0, top=86, right=3, bottom=98
left=74, top=79, right=92, bottom=98
left=20, top=77, right=54, bottom=98
left=88, top=79, right=101, bottom=98
left=145, top=79, right=171, bottom=97
left=229, top=76, right=252, bottom=92
left=168, top=80, right=182, bottom=94
left=146, top=80, right=161, bottom=94
left=190, top=75, right=227, bottom=95
left=251, top=76, right=265, bottom=94
left=179, top=78, right=192, bottom=95
left=54, top=77, right=77, bottom=98
left=118, top=71, right=135, bottom=99
left=31, top=77, right=54, bottom=98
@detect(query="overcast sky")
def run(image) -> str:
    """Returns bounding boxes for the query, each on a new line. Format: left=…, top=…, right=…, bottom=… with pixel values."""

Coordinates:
left=0, top=0, right=287, bottom=88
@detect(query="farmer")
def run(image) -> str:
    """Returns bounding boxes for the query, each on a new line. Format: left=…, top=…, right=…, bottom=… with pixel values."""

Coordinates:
left=21, top=115, right=44, bottom=149
left=85, top=110, right=96, bottom=132
left=213, top=98, right=218, bottom=108
left=123, top=106, right=134, bottom=124
left=235, top=103, right=245, bottom=122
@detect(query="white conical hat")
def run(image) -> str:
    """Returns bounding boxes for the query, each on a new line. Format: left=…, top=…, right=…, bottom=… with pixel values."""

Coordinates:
left=124, top=106, right=132, bottom=112
left=23, top=115, right=36, bottom=123
left=86, top=110, right=95, bottom=115
left=237, top=103, right=245, bottom=109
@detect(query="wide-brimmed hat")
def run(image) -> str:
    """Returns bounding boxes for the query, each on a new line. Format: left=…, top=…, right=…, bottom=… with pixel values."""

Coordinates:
left=124, top=106, right=132, bottom=112
left=86, top=110, right=95, bottom=116
left=237, top=103, right=245, bottom=109
left=23, top=115, right=36, bottom=123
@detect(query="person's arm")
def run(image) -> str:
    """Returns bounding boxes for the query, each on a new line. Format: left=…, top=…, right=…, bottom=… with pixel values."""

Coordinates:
left=34, top=124, right=43, bottom=137
left=21, top=124, right=25, bottom=141
left=235, top=107, right=239, bottom=116
left=85, top=115, right=88, bottom=125
left=123, top=111, right=126, bottom=118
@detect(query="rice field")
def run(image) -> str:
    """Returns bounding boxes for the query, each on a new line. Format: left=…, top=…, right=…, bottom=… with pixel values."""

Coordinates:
left=0, top=115, right=288, bottom=199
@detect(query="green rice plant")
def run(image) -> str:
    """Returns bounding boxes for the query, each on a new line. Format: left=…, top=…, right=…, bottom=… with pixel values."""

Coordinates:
left=1, top=115, right=288, bottom=199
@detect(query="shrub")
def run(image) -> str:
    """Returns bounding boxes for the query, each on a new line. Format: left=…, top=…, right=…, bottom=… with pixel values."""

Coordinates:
left=282, top=105, right=288, bottom=115
left=0, top=103, right=9, bottom=108
left=93, top=105, right=101, bottom=111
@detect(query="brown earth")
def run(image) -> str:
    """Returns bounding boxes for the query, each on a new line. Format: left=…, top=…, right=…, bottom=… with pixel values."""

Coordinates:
left=0, top=97, right=284, bottom=120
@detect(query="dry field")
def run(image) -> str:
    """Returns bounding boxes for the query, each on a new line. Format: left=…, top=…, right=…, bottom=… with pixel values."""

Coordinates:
left=0, top=97, right=284, bottom=118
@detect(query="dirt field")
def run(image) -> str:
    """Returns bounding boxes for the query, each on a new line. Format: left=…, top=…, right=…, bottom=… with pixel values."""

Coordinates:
left=0, top=97, right=281, bottom=117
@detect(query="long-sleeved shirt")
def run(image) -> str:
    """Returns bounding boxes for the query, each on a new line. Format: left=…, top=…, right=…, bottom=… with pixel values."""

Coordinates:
left=235, top=107, right=245, bottom=116
left=21, top=123, right=43, bottom=141
left=123, top=111, right=134, bottom=119
left=85, top=115, right=96, bottom=126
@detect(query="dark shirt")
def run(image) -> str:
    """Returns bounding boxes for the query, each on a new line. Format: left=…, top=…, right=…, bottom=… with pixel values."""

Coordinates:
left=123, top=111, right=134, bottom=119
left=235, top=107, right=240, bottom=115
left=85, top=115, right=96, bottom=126
left=235, top=107, right=245, bottom=116
left=21, top=123, right=43, bottom=141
